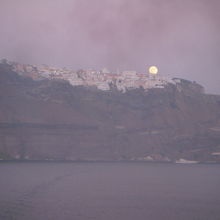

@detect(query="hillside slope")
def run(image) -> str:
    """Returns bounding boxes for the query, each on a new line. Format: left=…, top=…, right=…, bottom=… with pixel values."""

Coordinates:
left=0, top=63, right=220, bottom=162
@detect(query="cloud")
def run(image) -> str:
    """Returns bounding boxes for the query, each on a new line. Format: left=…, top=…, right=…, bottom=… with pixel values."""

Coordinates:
left=0, top=0, right=219, bottom=93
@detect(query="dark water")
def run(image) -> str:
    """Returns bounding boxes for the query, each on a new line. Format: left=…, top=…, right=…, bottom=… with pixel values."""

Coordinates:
left=0, top=162, right=220, bottom=220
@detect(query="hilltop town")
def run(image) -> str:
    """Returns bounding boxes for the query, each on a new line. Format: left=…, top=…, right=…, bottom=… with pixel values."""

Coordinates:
left=1, top=59, right=177, bottom=92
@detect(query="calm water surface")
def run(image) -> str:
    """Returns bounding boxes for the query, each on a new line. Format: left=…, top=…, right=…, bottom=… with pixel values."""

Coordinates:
left=0, top=162, right=220, bottom=220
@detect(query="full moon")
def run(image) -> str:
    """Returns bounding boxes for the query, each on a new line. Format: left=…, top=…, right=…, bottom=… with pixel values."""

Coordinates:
left=149, top=66, right=158, bottom=74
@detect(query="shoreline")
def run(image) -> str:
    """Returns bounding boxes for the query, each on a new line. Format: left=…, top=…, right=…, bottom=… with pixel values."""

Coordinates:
left=0, top=159, right=219, bottom=165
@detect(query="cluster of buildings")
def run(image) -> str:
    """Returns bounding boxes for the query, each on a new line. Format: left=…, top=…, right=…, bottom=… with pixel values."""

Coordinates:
left=1, top=59, right=176, bottom=92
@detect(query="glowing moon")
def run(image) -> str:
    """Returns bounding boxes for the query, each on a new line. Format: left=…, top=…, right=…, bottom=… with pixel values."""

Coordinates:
left=149, top=66, right=158, bottom=74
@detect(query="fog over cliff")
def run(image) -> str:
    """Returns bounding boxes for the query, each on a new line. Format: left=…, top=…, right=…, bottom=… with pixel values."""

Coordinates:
left=0, top=0, right=219, bottom=94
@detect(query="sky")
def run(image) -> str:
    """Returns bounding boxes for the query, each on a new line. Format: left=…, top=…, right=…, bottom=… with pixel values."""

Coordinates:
left=0, top=0, right=219, bottom=94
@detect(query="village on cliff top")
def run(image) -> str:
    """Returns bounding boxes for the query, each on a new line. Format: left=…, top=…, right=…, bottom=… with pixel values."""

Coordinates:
left=1, top=59, right=180, bottom=92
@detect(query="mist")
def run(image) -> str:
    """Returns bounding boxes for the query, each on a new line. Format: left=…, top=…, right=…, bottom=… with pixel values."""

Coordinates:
left=0, top=0, right=219, bottom=94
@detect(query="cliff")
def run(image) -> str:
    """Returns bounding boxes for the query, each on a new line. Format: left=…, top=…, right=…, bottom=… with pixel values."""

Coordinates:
left=0, top=62, right=220, bottom=163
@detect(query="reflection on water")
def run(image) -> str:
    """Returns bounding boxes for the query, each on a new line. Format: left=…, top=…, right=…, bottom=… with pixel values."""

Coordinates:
left=0, top=162, right=220, bottom=220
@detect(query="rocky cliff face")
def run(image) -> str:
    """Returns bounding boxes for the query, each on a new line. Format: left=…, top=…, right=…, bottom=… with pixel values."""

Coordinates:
left=0, top=63, right=220, bottom=162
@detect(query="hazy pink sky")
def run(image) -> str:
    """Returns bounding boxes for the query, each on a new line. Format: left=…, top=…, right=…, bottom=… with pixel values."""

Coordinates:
left=0, top=0, right=219, bottom=93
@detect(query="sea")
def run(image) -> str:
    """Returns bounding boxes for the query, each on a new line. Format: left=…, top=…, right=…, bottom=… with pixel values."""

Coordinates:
left=0, top=162, right=220, bottom=220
